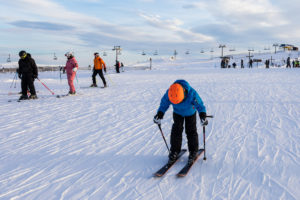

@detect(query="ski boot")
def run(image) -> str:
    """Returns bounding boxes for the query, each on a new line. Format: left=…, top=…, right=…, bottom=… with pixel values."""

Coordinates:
left=19, top=95, right=28, bottom=100
left=90, top=83, right=97, bottom=87
left=168, top=151, right=179, bottom=164
left=187, top=151, right=198, bottom=165
left=29, top=94, right=38, bottom=99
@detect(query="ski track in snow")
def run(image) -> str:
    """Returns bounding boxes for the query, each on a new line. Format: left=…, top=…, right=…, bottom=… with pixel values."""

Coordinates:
left=0, top=62, right=300, bottom=200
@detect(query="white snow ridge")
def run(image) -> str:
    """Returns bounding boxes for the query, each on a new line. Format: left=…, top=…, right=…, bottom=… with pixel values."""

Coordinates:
left=0, top=57, right=299, bottom=200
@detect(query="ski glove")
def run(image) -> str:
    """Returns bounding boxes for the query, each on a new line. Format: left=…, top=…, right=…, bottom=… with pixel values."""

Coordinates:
left=18, top=74, right=22, bottom=79
left=199, top=112, right=207, bottom=125
left=73, top=68, right=78, bottom=72
left=153, top=111, right=164, bottom=124
left=104, top=68, right=107, bottom=73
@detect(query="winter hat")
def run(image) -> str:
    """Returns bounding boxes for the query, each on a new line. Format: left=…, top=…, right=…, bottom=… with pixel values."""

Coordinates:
left=19, top=50, right=27, bottom=59
left=65, top=52, right=74, bottom=58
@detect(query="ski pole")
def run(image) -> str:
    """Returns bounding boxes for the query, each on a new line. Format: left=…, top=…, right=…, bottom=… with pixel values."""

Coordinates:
left=157, top=124, right=170, bottom=154
left=8, top=72, right=17, bottom=95
left=37, top=78, right=55, bottom=95
left=59, top=66, right=62, bottom=83
left=203, top=125, right=207, bottom=160
left=202, top=115, right=213, bottom=161
left=14, top=77, right=17, bottom=88
left=10, top=72, right=17, bottom=88
left=75, top=73, right=78, bottom=84
left=75, top=73, right=81, bottom=90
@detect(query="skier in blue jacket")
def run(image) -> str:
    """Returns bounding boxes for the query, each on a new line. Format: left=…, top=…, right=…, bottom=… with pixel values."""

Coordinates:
left=154, top=80, right=207, bottom=164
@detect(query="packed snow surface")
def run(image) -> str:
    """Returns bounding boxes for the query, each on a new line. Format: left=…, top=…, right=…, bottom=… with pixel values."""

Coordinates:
left=0, top=58, right=299, bottom=200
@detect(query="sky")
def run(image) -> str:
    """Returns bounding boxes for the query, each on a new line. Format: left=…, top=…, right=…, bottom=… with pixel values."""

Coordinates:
left=0, top=0, right=300, bottom=66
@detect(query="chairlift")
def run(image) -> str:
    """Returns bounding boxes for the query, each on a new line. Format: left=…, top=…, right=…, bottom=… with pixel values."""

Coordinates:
left=174, top=50, right=178, bottom=56
left=210, top=49, right=214, bottom=53
left=142, top=51, right=146, bottom=56
left=200, top=50, right=204, bottom=53
left=53, top=53, right=57, bottom=60
left=154, top=50, right=158, bottom=55
left=103, top=51, right=107, bottom=56
left=185, top=50, right=190, bottom=55
left=7, top=54, right=11, bottom=62
left=229, top=48, right=235, bottom=52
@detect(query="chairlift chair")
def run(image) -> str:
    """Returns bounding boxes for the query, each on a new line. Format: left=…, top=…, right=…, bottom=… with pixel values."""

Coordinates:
left=7, top=54, right=11, bottom=62
left=53, top=53, right=57, bottom=60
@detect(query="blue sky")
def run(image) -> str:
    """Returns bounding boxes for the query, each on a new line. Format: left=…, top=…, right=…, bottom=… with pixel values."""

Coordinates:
left=0, top=0, right=300, bottom=66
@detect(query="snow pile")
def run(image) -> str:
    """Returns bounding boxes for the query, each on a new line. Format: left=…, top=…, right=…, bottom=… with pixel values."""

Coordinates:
left=0, top=58, right=299, bottom=199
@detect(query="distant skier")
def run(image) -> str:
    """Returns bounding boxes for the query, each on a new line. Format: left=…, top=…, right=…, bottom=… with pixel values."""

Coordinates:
left=115, top=60, right=120, bottom=73
left=153, top=80, right=207, bottom=164
left=90, top=52, right=107, bottom=87
left=292, top=60, right=295, bottom=68
left=265, top=59, right=270, bottom=68
left=220, top=59, right=225, bottom=68
left=18, top=50, right=38, bottom=100
left=232, top=62, right=236, bottom=68
left=121, top=62, right=124, bottom=72
left=286, top=57, right=291, bottom=68
left=241, top=59, right=244, bottom=68
left=64, top=52, right=78, bottom=95
left=249, top=59, right=253, bottom=68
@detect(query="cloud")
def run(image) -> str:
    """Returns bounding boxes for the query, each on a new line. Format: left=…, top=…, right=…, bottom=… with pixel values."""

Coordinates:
left=139, top=13, right=214, bottom=43
left=182, top=2, right=207, bottom=9
left=10, top=20, right=74, bottom=31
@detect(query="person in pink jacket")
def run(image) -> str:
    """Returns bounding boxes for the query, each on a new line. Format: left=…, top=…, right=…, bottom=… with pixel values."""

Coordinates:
left=64, top=52, right=78, bottom=95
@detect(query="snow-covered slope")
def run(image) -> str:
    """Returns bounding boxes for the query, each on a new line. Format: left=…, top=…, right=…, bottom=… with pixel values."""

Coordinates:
left=0, top=59, right=299, bottom=200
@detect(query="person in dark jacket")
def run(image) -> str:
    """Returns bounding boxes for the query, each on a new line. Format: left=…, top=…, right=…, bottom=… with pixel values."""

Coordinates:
left=153, top=80, right=207, bottom=164
left=286, top=57, right=291, bottom=68
left=115, top=60, right=120, bottom=73
left=249, top=59, right=253, bottom=68
left=18, top=50, right=38, bottom=100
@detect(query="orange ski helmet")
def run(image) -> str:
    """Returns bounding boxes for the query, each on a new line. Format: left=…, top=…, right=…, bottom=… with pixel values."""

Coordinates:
left=168, top=83, right=185, bottom=104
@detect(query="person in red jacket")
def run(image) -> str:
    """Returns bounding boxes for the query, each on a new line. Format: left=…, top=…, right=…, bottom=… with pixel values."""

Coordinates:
left=64, top=52, right=78, bottom=94
left=91, top=52, right=107, bottom=87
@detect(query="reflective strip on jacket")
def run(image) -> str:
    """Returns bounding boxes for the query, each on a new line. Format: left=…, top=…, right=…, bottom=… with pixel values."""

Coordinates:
left=157, top=80, right=206, bottom=117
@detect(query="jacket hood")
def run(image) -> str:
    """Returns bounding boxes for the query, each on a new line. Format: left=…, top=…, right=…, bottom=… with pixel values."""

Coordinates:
left=173, top=79, right=191, bottom=93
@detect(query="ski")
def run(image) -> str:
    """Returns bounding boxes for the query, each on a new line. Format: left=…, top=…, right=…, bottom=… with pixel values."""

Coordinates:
left=56, top=94, right=68, bottom=98
left=8, top=98, right=37, bottom=102
left=154, top=149, right=187, bottom=177
left=56, top=94, right=75, bottom=98
left=177, top=149, right=204, bottom=177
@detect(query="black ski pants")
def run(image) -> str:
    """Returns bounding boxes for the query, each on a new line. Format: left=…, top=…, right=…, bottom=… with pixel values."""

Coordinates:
left=21, top=74, right=36, bottom=96
left=170, top=112, right=198, bottom=154
left=92, top=69, right=106, bottom=85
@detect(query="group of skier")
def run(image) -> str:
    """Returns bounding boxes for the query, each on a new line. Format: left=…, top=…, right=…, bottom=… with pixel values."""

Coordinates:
left=16, top=50, right=210, bottom=173
left=221, top=56, right=300, bottom=69
left=16, top=51, right=120, bottom=100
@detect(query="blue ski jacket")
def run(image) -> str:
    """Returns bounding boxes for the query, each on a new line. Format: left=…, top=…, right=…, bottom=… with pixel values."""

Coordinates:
left=158, top=80, right=206, bottom=117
